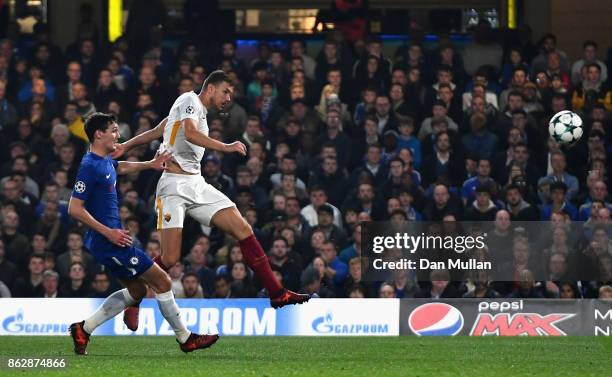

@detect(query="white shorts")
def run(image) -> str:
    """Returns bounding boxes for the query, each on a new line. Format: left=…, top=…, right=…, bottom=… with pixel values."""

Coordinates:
left=154, top=172, right=235, bottom=229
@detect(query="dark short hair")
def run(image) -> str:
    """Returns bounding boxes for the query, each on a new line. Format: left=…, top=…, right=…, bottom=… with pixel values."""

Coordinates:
left=94, top=270, right=110, bottom=278
left=236, top=165, right=251, bottom=175
left=68, top=228, right=83, bottom=237
left=181, top=271, right=200, bottom=283
left=309, top=185, right=326, bottom=194
left=437, top=65, right=452, bottom=74
left=147, top=239, right=160, bottom=247
left=550, top=181, right=568, bottom=193
left=390, top=157, right=405, bottom=166
left=507, top=90, right=524, bottom=101
left=84, top=112, right=116, bottom=142
left=202, top=70, right=231, bottom=90
left=29, top=253, right=45, bottom=263
left=397, top=115, right=414, bottom=127
left=390, top=209, right=408, bottom=220
left=317, top=204, right=334, bottom=216
left=513, top=142, right=528, bottom=151
left=438, top=83, right=453, bottom=91
left=585, top=62, right=602, bottom=72
left=281, top=153, right=296, bottom=162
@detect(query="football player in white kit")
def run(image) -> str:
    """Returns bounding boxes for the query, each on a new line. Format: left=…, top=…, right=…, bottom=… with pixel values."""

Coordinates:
left=113, top=71, right=309, bottom=330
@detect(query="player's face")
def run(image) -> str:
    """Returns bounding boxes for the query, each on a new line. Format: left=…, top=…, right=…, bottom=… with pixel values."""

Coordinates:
left=95, top=122, right=120, bottom=153
left=211, top=82, right=232, bottom=110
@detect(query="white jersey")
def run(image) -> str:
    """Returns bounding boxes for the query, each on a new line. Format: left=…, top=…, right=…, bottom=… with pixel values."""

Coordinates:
left=159, top=91, right=208, bottom=174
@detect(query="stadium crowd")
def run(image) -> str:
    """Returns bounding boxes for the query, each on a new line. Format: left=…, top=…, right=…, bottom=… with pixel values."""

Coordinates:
left=0, top=18, right=612, bottom=301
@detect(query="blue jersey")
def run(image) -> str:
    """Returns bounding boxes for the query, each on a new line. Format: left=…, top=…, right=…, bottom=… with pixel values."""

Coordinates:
left=72, top=152, right=121, bottom=251
left=72, top=152, right=152, bottom=278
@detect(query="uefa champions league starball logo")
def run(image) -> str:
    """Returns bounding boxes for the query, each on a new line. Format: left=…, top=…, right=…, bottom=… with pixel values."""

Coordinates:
left=74, top=181, right=86, bottom=193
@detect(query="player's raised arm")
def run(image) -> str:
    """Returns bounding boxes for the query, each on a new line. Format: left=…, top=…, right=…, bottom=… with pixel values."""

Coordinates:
left=183, top=118, right=247, bottom=155
left=116, top=151, right=171, bottom=175
left=68, top=197, right=132, bottom=247
left=111, top=117, right=168, bottom=159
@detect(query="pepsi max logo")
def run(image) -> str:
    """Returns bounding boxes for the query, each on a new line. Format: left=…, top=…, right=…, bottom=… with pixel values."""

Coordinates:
left=409, top=303, right=464, bottom=336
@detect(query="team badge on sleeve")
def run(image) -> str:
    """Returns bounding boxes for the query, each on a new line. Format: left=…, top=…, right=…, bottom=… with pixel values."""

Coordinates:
left=185, top=105, right=194, bottom=114
left=74, top=181, right=86, bottom=193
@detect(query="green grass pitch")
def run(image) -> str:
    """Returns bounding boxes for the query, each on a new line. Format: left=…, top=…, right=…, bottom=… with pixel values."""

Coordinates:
left=0, top=336, right=611, bottom=377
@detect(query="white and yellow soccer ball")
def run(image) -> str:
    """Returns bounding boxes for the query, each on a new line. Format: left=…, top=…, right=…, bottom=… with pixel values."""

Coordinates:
left=548, top=110, right=583, bottom=145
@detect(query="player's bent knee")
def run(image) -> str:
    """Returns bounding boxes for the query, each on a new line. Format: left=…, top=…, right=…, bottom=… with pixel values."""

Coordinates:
left=229, top=215, right=252, bottom=240
left=153, top=274, right=172, bottom=293
left=237, top=221, right=253, bottom=239
left=160, top=253, right=180, bottom=268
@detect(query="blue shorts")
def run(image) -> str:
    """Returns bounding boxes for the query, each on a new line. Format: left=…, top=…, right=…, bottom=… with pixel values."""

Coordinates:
left=90, top=244, right=154, bottom=279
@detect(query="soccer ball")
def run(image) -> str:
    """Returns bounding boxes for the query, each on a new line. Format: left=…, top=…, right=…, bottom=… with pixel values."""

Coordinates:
left=548, top=110, right=583, bottom=145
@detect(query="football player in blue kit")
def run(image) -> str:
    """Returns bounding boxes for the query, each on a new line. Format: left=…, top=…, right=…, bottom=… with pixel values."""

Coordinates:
left=68, top=113, right=218, bottom=355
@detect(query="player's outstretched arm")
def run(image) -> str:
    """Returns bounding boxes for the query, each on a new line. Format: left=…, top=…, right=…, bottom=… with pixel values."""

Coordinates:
left=68, top=197, right=133, bottom=247
left=111, top=117, right=168, bottom=159
left=116, top=151, right=171, bottom=175
left=183, top=118, right=247, bottom=155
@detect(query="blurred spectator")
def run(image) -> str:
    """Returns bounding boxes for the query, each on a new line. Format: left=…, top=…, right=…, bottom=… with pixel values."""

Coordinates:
left=89, top=270, right=113, bottom=298
left=40, top=269, right=59, bottom=298
left=462, top=112, right=498, bottom=160
left=12, top=254, right=45, bottom=297
left=59, top=261, right=91, bottom=297
left=56, top=230, right=95, bottom=279
left=571, top=41, right=608, bottom=85
left=176, top=271, right=204, bottom=298
left=463, top=271, right=501, bottom=298
left=571, top=63, right=612, bottom=112
left=0, top=79, right=18, bottom=129
left=599, top=285, right=612, bottom=299
left=56, top=61, right=81, bottom=108
left=268, top=237, right=301, bottom=291
left=378, top=282, right=397, bottom=298
left=538, top=151, right=579, bottom=201
left=415, top=269, right=463, bottom=298
left=531, top=34, right=570, bottom=76
left=1, top=210, right=30, bottom=270
left=319, top=240, right=348, bottom=287
left=508, top=269, right=545, bottom=298
left=0, top=239, right=16, bottom=290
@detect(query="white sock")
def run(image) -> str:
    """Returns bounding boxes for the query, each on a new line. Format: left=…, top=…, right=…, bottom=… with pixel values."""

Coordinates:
left=84, top=289, right=135, bottom=334
left=156, top=290, right=190, bottom=343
